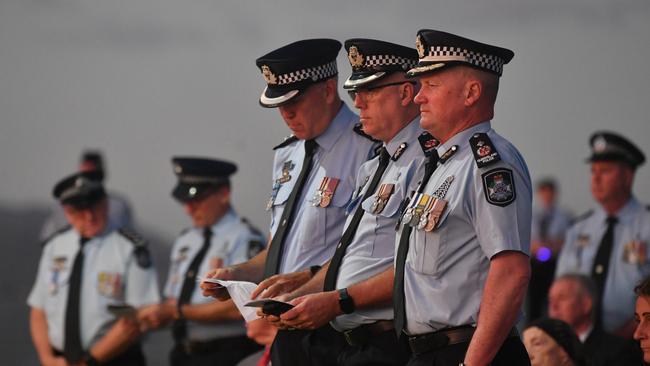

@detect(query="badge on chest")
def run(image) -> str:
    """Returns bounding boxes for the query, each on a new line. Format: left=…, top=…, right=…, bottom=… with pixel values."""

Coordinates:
left=623, top=240, right=648, bottom=264
left=266, top=161, right=296, bottom=210
left=97, top=272, right=123, bottom=298
left=49, top=256, right=68, bottom=295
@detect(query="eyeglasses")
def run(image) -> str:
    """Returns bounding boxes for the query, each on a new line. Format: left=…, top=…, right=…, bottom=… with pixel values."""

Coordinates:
left=347, top=81, right=416, bottom=101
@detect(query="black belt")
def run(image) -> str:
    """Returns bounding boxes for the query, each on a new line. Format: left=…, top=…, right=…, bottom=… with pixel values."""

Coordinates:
left=407, top=326, right=519, bottom=355
left=178, top=334, right=250, bottom=355
left=341, top=320, right=395, bottom=347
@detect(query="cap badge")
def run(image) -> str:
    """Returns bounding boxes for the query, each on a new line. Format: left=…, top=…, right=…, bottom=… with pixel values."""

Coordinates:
left=415, top=35, right=426, bottom=59
left=348, top=46, right=365, bottom=70
left=594, top=136, right=607, bottom=152
left=261, top=65, right=278, bottom=85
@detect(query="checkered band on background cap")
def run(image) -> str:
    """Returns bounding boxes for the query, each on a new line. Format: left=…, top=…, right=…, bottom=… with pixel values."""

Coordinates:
left=276, top=60, right=338, bottom=86
left=364, top=54, right=418, bottom=70
left=421, top=46, right=506, bottom=75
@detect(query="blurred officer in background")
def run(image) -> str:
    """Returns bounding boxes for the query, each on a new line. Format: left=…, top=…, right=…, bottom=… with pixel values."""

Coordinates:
left=202, top=39, right=378, bottom=366
left=28, top=171, right=160, bottom=366
left=528, top=178, right=573, bottom=321
left=140, top=157, right=264, bottom=366
left=557, top=131, right=649, bottom=338
left=40, top=150, right=133, bottom=242
left=394, top=29, right=532, bottom=365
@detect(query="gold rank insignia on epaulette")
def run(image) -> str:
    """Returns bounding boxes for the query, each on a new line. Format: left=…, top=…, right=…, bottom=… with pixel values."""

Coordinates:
left=418, top=131, right=439, bottom=157
left=273, top=135, right=299, bottom=150
left=353, top=123, right=380, bottom=143
left=469, top=133, right=501, bottom=168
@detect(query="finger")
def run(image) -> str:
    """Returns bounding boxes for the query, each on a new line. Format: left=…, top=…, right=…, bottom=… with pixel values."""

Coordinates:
left=250, top=281, right=269, bottom=299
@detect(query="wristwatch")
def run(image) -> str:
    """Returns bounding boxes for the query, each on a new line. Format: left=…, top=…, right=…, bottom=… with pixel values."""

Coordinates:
left=337, top=288, right=355, bottom=314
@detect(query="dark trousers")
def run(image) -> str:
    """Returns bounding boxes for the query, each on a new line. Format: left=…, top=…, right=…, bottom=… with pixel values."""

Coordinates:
left=338, top=329, right=410, bottom=366
left=527, top=258, right=556, bottom=321
left=170, top=335, right=262, bottom=366
left=53, top=343, right=145, bottom=366
left=406, top=336, right=530, bottom=366
left=271, top=325, right=347, bottom=366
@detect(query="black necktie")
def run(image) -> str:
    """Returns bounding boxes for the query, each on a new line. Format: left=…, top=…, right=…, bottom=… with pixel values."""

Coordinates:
left=591, top=216, right=618, bottom=327
left=263, top=140, right=318, bottom=278
left=172, top=227, right=213, bottom=342
left=539, top=211, right=552, bottom=242
left=63, top=237, right=89, bottom=363
left=323, top=148, right=391, bottom=291
left=394, top=150, right=440, bottom=336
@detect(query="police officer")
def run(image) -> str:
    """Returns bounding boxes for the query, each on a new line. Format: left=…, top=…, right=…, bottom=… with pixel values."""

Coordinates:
left=528, top=178, right=574, bottom=321
left=28, top=171, right=160, bottom=366
left=39, top=150, right=134, bottom=242
left=394, top=29, right=532, bottom=365
left=140, top=157, right=265, bottom=365
left=201, top=39, right=378, bottom=366
left=556, top=131, right=649, bottom=338
left=271, top=38, right=426, bottom=365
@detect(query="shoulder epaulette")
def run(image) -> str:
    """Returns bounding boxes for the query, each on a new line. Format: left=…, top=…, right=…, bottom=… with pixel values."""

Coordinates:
left=178, top=227, right=191, bottom=236
left=469, top=133, right=501, bottom=168
left=241, top=218, right=264, bottom=237
left=273, top=135, right=299, bottom=150
left=118, top=228, right=152, bottom=268
left=40, top=224, right=72, bottom=248
left=418, top=132, right=439, bottom=157
left=572, top=210, right=594, bottom=225
left=353, top=123, right=380, bottom=143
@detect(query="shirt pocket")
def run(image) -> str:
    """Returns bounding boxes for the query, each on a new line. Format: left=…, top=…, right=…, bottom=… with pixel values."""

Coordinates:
left=269, top=182, right=294, bottom=234
left=410, top=208, right=451, bottom=276
left=359, top=184, right=405, bottom=257
left=299, top=179, right=353, bottom=253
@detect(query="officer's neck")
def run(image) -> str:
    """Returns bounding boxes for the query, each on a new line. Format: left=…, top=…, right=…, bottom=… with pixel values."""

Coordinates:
left=600, top=193, right=632, bottom=216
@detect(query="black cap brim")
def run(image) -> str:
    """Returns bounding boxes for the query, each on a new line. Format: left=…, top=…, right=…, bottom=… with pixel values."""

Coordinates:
left=61, top=190, right=106, bottom=209
left=586, top=153, right=638, bottom=168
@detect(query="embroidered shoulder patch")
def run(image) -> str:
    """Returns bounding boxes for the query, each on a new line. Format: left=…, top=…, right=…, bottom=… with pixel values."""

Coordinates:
left=418, top=132, right=439, bottom=157
left=482, top=168, right=516, bottom=207
left=470, top=133, right=501, bottom=168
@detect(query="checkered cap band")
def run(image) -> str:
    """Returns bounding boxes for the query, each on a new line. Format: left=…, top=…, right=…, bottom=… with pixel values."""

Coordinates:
left=364, top=54, right=418, bottom=70
left=422, top=46, right=505, bottom=75
left=277, top=60, right=338, bottom=86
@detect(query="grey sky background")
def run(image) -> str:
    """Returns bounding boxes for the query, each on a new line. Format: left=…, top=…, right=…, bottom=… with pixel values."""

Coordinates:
left=1, top=0, right=649, bottom=363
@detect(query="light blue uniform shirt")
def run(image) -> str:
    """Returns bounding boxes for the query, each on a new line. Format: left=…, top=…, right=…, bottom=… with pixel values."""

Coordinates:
left=556, top=197, right=650, bottom=332
left=268, top=103, right=378, bottom=274
left=164, top=209, right=265, bottom=341
left=402, top=121, right=532, bottom=335
left=332, top=118, right=428, bottom=331
left=28, top=228, right=161, bottom=351
left=531, top=206, right=573, bottom=245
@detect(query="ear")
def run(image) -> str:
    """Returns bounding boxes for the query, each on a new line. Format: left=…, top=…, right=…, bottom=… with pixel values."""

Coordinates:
left=324, top=78, right=338, bottom=104
left=464, top=78, right=482, bottom=107
left=400, top=82, right=415, bottom=107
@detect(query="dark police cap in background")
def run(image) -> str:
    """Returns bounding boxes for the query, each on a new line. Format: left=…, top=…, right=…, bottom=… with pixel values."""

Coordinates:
left=172, top=157, right=237, bottom=202
left=588, top=131, right=645, bottom=169
left=343, top=38, right=419, bottom=89
left=52, top=171, right=106, bottom=209
left=407, top=29, right=514, bottom=78
left=255, top=39, right=341, bottom=108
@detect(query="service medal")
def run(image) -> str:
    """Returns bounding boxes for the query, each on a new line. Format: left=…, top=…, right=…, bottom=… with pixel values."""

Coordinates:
left=417, top=197, right=437, bottom=230
left=320, top=177, right=340, bottom=208
left=400, top=193, right=421, bottom=226
left=424, top=198, right=448, bottom=232
left=410, top=194, right=431, bottom=227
